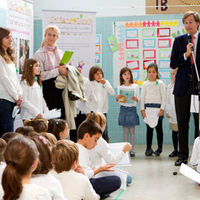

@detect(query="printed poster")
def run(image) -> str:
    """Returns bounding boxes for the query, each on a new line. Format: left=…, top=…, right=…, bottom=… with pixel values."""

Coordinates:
left=42, top=10, right=96, bottom=77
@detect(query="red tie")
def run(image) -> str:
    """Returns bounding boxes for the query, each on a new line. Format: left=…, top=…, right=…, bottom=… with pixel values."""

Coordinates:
left=190, top=36, right=195, bottom=64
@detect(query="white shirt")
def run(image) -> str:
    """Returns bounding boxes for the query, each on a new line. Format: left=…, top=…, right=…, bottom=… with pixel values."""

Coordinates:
left=166, top=82, right=177, bottom=124
left=77, top=143, right=94, bottom=178
left=52, top=170, right=100, bottom=200
left=190, top=137, right=200, bottom=173
left=31, top=172, right=67, bottom=200
left=140, top=80, right=166, bottom=110
left=33, top=47, right=63, bottom=81
left=0, top=56, right=22, bottom=102
left=87, top=80, right=115, bottom=113
left=89, top=137, right=125, bottom=167
left=117, top=84, right=139, bottom=107
left=0, top=183, right=51, bottom=200
left=20, top=80, right=49, bottom=119
left=0, top=162, right=6, bottom=182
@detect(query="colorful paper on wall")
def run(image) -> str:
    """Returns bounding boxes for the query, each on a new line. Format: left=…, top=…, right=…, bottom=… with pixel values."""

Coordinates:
left=107, top=35, right=120, bottom=52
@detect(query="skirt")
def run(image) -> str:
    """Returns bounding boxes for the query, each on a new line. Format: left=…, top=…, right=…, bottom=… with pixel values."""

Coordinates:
left=118, top=105, right=139, bottom=127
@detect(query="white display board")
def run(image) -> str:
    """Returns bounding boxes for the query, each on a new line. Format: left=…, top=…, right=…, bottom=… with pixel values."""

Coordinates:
left=7, top=0, right=34, bottom=74
left=42, top=10, right=96, bottom=77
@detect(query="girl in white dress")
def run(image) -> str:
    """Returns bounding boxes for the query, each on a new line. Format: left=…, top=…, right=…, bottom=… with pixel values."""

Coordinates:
left=21, top=59, right=49, bottom=120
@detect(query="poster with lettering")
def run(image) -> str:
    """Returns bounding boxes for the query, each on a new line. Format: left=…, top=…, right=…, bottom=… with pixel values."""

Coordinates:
left=42, top=10, right=96, bottom=77
left=7, top=0, right=33, bottom=73
left=113, top=19, right=185, bottom=87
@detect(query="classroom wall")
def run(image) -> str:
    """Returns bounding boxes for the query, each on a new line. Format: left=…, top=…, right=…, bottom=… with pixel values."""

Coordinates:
left=33, top=0, right=145, bottom=18
left=34, top=13, right=196, bottom=145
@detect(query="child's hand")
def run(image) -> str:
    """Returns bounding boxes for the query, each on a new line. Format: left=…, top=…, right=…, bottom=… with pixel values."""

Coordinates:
left=122, top=143, right=132, bottom=153
left=141, top=110, right=146, bottom=118
left=100, top=163, right=115, bottom=172
left=99, top=79, right=106, bottom=85
left=131, top=96, right=138, bottom=102
left=74, top=164, right=85, bottom=175
left=36, top=114, right=43, bottom=118
left=158, top=109, right=164, bottom=117
left=116, top=94, right=124, bottom=102
left=166, top=113, right=170, bottom=118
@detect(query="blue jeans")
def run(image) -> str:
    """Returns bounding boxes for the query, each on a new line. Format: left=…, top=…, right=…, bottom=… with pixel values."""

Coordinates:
left=0, top=99, right=15, bottom=137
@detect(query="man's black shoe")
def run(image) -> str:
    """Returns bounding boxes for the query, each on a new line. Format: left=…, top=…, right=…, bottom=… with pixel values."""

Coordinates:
left=175, top=158, right=188, bottom=166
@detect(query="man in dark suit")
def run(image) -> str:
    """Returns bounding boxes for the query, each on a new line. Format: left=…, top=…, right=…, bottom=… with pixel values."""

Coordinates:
left=170, top=11, right=200, bottom=166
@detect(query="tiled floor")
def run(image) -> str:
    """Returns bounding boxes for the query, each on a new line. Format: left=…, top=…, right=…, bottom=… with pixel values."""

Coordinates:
left=107, top=144, right=200, bottom=200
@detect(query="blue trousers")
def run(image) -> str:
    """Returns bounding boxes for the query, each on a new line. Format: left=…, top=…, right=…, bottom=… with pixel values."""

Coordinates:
left=90, top=175, right=121, bottom=198
left=0, top=99, right=15, bottom=137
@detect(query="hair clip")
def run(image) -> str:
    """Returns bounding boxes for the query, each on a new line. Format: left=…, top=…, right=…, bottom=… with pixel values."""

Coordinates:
left=7, top=160, right=15, bottom=166
left=56, top=121, right=59, bottom=125
left=39, top=136, right=47, bottom=145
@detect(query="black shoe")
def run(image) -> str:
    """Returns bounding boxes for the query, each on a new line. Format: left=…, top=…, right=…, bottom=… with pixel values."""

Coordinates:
left=175, top=158, right=188, bottom=166
left=145, top=148, right=154, bottom=156
left=169, top=151, right=178, bottom=158
left=154, top=149, right=162, bottom=156
left=130, top=150, right=135, bottom=157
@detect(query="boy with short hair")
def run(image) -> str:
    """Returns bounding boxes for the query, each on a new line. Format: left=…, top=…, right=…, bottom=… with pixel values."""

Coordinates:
left=51, top=139, right=100, bottom=200
left=77, top=119, right=121, bottom=199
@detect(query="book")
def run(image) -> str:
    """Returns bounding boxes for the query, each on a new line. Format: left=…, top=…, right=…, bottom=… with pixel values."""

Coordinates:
left=60, top=51, right=73, bottom=65
left=119, top=87, right=135, bottom=104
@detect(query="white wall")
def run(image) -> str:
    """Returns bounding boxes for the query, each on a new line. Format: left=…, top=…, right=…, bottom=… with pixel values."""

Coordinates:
left=33, top=0, right=145, bottom=18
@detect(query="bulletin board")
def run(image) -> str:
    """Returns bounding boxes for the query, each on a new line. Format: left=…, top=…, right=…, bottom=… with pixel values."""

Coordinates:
left=42, top=10, right=96, bottom=78
left=0, top=0, right=34, bottom=74
left=113, top=19, right=186, bottom=87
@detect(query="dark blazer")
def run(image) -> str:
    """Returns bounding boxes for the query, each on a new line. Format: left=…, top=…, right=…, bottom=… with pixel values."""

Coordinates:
left=170, top=33, right=200, bottom=96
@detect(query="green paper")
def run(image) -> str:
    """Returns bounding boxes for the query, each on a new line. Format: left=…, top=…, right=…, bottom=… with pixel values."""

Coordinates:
left=60, top=51, right=73, bottom=65
left=107, top=35, right=119, bottom=52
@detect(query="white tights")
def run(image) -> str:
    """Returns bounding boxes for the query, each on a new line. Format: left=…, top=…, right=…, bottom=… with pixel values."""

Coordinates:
left=123, top=126, right=135, bottom=150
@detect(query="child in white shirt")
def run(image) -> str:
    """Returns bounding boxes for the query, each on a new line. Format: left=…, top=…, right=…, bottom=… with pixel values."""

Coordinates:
left=1, top=135, right=51, bottom=200
left=77, top=119, right=121, bottom=199
left=30, top=136, right=66, bottom=200
left=166, top=69, right=178, bottom=157
left=20, top=59, right=49, bottom=120
left=87, top=112, right=133, bottom=185
left=52, top=139, right=99, bottom=200
left=190, top=137, right=200, bottom=173
left=116, top=67, right=140, bottom=157
left=87, top=66, right=115, bottom=142
left=141, top=63, right=166, bottom=157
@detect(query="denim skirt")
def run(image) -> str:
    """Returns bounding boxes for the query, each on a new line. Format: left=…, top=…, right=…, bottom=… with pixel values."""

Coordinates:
left=118, top=105, right=139, bottom=127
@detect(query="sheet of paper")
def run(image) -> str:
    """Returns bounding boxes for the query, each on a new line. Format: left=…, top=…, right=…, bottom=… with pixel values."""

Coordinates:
left=190, top=95, right=199, bottom=113
left=144, top=107, right=160, bottom=128
left=12, top=106, right=20, bottom=118
left=108, top=142, right=131, bottom=166
left=119, top=86, right=135, bottom=104
left=60, top=51, right=73, bottom=65
left=43, top=109, right=61, bottom=119
left=179, top=163, right=200, bottom=183
left=166, top=104, right=177, bottom=123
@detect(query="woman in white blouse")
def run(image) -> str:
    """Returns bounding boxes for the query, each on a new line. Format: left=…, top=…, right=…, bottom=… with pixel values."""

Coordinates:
left=0, top=27, right=22, bottom=136
left=34, top=25, right=66, bottom=118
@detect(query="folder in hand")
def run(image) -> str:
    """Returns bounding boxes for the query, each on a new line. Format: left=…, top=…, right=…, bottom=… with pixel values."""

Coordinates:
left=60, top=51, right=73, bottom=65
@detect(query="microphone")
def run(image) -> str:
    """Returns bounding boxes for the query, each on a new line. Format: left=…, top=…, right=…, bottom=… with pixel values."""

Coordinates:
left=188, top=35, right=194, bottom=51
